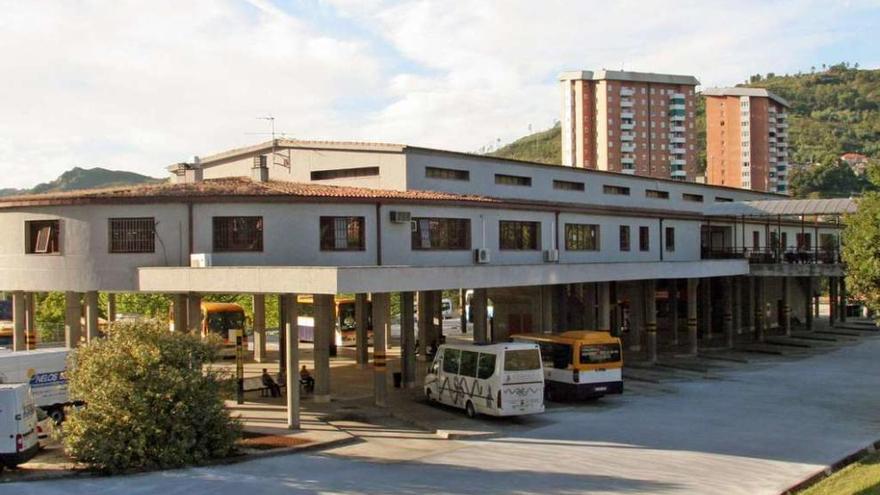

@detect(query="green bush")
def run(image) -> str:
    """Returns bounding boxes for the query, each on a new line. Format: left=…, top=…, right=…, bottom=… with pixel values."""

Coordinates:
left=62, top=319, right=240, bottom=473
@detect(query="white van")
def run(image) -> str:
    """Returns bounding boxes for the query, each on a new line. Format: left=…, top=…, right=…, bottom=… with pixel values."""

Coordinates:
left=424, top=343, right=544, bottom=418
left=0, top=349, right=70, bottom=423
left=0, top=383, right=39, bottom=469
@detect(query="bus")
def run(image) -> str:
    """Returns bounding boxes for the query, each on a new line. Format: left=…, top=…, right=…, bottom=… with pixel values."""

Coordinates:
left=424, top=342, right=544, bottom=418
left=295, top=295, right=372, bottom=347
left=511, top=331, right=623, bottom=401
left=0, top=299, right=36, bottom=349
left=170, top=302, right=247, bottom=358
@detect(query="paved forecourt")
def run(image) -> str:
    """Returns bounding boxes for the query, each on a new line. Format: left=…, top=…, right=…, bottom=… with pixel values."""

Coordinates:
left=6, top=332, right=880, bottom=495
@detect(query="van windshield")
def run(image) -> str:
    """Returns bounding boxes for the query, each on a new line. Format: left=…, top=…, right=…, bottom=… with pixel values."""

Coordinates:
left=504, top=349, right=541, bottom=371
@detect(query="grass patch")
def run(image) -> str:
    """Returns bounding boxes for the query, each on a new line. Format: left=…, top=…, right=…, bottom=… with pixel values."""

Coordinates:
left=800, top=451, right=880, bottom=495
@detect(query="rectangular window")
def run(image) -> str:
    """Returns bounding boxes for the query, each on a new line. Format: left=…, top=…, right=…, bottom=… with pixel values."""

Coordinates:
left=499, top=220, right=540, bottom=250
left=715, top=197, right=733, bottom=202
left=320, top=216, right=365, bottom=251
left=411, top=218, right=471, bottom=250
left=108, top=217, right=155, bottom=253
left=310, top=166, right=380, bottom=181
left=459, top=350, right=478, bottom=377
left=753, top=231, right=760, bottom=250
left=477, top=353, right=496, bottom=379
left=619, top=225, right=631, bottom=251
left=495, top=174, right=532, bottom=186
left=425, top=166, right=469, bottom=181
left=213, top=216, right=263, bottom=252
left=682, top=193, right=704, bottom=202
left=25, top=220, right=60, bottom=254
left=645, top=189, right=669, bottom=199
left=796, top=233, right=812, bottom=250
left=665, top=226, right=675, bottom=252
left=442, top=348, right=461, bottom=374
left=639, top=226, right=650, bottom=251
left=553, top=179, right=585, bottom=191
left=603, top=185, right=630, bottom=196
left=565, top=224, right=600, bottom=251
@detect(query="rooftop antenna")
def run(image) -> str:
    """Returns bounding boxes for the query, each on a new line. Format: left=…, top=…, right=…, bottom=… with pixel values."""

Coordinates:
left=246, top=116, right=292, bottom=169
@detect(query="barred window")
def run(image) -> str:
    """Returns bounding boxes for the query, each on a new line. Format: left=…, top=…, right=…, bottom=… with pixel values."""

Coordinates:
left=553, top=179, right=585, bottom=191
left=682, top=193, right=704, bottom=202
left=411, top=218, right=470, bottom=250
left=645, top=189, right=669, bottom=199
left=320, top=216, right=365, bottom=251
left=499, top=220, right=540, bottom=250
left=639, top=226, right=650, bottom=251
left=25, top=220, right=60, bottom=254
left=565, top=224, right=600, bottom=251
left=109, top=217, right=155, bottom=253
left=426, top=166, right=469, bottom=181
left=213, top=216, right=263, bottom=252
left=311, top=167, right=379, bottom=181
left=603, top=185, right=630, bottom=195
left=495, top=174, right=532, bottom=186
left=619, top=225, right=630, bottom=251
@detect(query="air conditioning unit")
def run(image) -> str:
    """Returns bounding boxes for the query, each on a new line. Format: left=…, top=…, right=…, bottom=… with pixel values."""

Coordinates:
left=544, top=249, right=560, bottom=263
left=190, top=253, right=213, bottom=268
left=389, top=211, right=411, bottom=223
left=474, top=248, right=490, bottom=264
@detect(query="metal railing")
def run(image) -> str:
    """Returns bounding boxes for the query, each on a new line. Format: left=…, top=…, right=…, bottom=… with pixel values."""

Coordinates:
left=701, top=247, right=841, bottom=264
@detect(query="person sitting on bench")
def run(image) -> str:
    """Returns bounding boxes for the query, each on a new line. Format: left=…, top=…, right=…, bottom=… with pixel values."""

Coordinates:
left=261, top=368, right=281, bottom=397
left=300, top=365, right=315, bottom=392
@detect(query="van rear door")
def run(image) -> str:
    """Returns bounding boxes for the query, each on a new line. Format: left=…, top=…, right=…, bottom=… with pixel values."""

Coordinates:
left=500, top=348, right=544, bottom=415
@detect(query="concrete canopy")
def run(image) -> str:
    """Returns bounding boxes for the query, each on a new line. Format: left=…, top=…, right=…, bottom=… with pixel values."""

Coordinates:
left=137, top=259, right=747, bottom=295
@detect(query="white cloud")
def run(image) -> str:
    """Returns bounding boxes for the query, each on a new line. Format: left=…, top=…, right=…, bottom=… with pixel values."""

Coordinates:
left=0, top=0, right=876, bottom=187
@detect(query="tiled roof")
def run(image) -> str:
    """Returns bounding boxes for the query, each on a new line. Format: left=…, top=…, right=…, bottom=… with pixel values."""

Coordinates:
left=0, top=177, right=500, bottom=206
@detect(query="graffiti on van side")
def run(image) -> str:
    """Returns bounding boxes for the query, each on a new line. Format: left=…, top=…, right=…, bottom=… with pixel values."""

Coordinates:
left=438, top=375, right=495, bottom=408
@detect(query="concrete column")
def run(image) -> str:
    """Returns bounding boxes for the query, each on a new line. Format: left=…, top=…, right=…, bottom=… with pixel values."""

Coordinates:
left=722, top=278, right=734, bottom=348
left=24, top=293, right=36, bottom=350
left=12, top=291, right=26, bottom=351
left=459, top=289, right=468, bottom=334
left=686, top=279, right=698, bottom=355
left=417, top=291, right=430, bottom=360
left=582, top=284, right=596, bottom=330
left=733, top=277, right=743, bottom=335
left=64, top=291, right=82, bottom=349
left=805, top=277, right=814, bottom=331
left=472, top=288, right=489, bottom=344
left=278, top=294, right=287, bottom=374
left=839, top=277, right=848, bottom=323
left=756, top=279, right=766, bottom=342
left=541, top=285, right=553, bottom=333
left=628, top=283, right=643, bottom=351
left=701, top=278, right=713, bottom=342
left=107, top=293, right=116, bottom=323
left=371, top=292, right=389, bottom=407
left=354, top=293, right=369, bottom=368
left=172, top=294, right=187, bottom=333
left=283, top=294, right=300, bottom=430
left=746, top=277, right=756, bottom=334
left=829, top=276, right=837, bottom=326
left=85, top=291, right=100, bottom=342
left=782, top=277, right=792, bottom=336
left=313, top=294, right=333, bottom=403
left=597, top=282, right=611, bottom=332
left=400, top=292, right=416, bottom=388
left=644, top=280, right=657, bottom=364
left=252, top=294, right=267, bottom=363
left=432, top=290, right=443, bottom=344
left=186, top=293, right=201, bottom=335
left=669, top=280, right=679, bottom=346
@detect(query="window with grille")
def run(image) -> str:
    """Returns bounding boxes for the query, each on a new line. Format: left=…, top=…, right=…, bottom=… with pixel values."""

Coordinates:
left=310, top=167, right=379, bottom=181
left=645, top=189, right=669, bottom=199
left=25, top=220, right=60, bottom=254
left=682, top=193, right=704, bottom=202
left=565, top=224, right=600, bottom=251
left=639, top=226, right=650, bottom=251
left=603, top=185, right=630, bottom=195
left=495, top=174, right=532, bottom=186
left=425, top=166, right=469, bottom=181
left=553, top=179, right=585, bottom=191
left=665, top=227, right=675, bottom=252
left=499, top=221, right=540, bottom=250
left=109, top=217, right=155, bottom=253
left=619, top=225, right=631, bottom=251
left=213, top=216, right=263, bottom=252
left=411, top=218, right=470, bottom=250
left=320, top=216, right=365, bottom=251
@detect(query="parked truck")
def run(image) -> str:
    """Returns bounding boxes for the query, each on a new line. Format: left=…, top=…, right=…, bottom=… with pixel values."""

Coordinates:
left=0, top=349, right=70, bottom=423
left=0, top=383, right=39, bottom=469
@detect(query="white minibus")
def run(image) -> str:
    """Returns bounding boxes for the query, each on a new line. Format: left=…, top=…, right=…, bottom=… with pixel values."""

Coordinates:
left=424, top=343, right=544, bottom=418
left=0, top=383, right=39, bottom=469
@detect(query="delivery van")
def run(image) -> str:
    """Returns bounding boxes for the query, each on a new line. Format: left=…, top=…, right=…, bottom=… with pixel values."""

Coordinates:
left=0, top=383, right=39, bottom=469
left=0, top=349, right=70, bottom=423
left=424, top=342, right=544, bottom=418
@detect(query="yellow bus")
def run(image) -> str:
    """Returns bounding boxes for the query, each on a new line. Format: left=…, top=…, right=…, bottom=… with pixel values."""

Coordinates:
left=295, top=295, right=372, bottom=347
left=170, top=301, right=247, bottom=358
left=511, top=331, right=623, bottom=401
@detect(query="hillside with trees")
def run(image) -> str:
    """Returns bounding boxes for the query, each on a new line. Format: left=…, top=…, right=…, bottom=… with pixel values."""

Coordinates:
left=488, top=64, right=880, bottom=198
left=0, top=166, right=162, bottom=197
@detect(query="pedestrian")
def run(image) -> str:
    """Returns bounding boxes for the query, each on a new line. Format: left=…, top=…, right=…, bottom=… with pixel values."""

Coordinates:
left=261, top=368, right=281, bottom=397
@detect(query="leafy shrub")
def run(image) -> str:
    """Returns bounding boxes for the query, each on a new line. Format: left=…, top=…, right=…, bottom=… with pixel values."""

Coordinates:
left=62, top=319, right=240, bottom=473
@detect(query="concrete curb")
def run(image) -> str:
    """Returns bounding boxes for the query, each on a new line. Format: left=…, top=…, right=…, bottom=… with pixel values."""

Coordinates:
left=780, top=438, right=880, bottom=494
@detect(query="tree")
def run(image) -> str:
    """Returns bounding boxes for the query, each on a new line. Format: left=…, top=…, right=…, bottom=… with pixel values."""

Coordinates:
left=62, top=320, right=240, bottom=473
left=843, top=164, right=880, bottom=313
left=788, top=159, right=871, bottom=198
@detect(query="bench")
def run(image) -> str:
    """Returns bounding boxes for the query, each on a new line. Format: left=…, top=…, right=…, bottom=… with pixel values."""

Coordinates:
left=241, top=376, right=287, bottom=397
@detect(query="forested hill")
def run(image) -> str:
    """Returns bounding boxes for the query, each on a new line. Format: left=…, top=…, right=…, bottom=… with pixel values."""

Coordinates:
left=488, top=65, right=880, bottom=197
left=0, top=167, right=162, bottom=197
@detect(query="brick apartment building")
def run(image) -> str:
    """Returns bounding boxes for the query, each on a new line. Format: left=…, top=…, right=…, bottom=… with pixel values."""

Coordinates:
left=559, top=70, right=700, bottom=181
left=704, top=88, right=790, bottom=193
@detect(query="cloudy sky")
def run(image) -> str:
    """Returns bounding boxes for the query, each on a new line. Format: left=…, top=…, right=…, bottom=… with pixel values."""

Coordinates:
left=1, top=0, right=878, bottom=188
